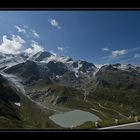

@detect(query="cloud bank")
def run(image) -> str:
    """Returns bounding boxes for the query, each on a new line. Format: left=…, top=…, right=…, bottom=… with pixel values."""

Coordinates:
left=24, top=40, right=44, bottom=55
left=0, top=35, right=25, bottom=54
left=111, top=49, right=128, bottom=58
left=102, top=47, right=109, bottom=51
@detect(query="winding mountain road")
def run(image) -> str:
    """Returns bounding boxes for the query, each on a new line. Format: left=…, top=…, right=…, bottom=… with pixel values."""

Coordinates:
left=99, top=122, right=140, bottom=130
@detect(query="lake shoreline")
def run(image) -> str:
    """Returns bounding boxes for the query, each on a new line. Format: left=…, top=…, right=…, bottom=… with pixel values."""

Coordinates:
left=49, top=109, right=101, bottom=128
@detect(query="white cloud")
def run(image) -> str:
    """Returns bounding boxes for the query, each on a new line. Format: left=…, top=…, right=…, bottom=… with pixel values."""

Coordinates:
left=134, top=53, right=140, bottom=58
left=15, top=25, right=26, bottom=33
left=48, top=18, right=61, bottom=30
left=15, top=25, right=40, bottom=38
left=31, top=30, right=40, bottom=38
left=98, top=46, right=140, bottom=64
left=57, top=47, right=65, bottom=52
left=25, top=40, right=43, bottom=55
left=102, top=47, right=109, bottom=51
left=112, top=49, right=128, bottom=58
left=0, top=35, right=25, bottom=54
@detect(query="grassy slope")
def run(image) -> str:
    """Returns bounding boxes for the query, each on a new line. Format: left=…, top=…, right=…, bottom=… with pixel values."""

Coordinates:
left=87, top=68, right=140, bottom=115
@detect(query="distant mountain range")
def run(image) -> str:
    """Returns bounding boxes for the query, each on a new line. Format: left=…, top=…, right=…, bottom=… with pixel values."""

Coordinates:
left=0, top=50, right=140, bottom=128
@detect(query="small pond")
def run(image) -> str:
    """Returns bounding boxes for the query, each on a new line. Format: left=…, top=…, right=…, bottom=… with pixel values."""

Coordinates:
left=49, top=109, right=101, bottom=128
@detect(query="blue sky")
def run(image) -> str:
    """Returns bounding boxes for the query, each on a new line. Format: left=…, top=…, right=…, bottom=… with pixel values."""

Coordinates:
left=0, top=11, right=140, bottom=65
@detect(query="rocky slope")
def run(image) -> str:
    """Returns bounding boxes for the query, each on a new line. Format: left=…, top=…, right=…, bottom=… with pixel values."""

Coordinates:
left=87, top=63, right=140, bottom=115
left=0, top=73, right=60, bottom=128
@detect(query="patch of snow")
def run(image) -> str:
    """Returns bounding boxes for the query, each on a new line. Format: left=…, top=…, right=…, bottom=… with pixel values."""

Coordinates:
left=56, top=75, right=61, bottom=79
left=93, top=71, right=97, bottom=76
left=74, top=73, right=79, bottom=78
left=112, top=64, right=138, bottom=71
left=70, top=61, right=83, bottom=78
left=117, top=64, right=127, bottom=70
left=78, top=61, right=83, bottom=69
left=95, top=64, right=107, bottom=69
left=67, top=60, right=73, bottom=64
left=3, top=61, right=24, bottom=70
left=27, top=51, right=42, bottom=60
left=41, top=55, right=70, bottom=64
left=90, top=108, right=100, bottom=113
left=0, top=53, right=27, bottom=70
left=115, top=64, right=133, bottom=70
left=80, top=71, right=83, bottom=73
left=0, top=72, right=26, bottom=95
left=0, top=57, right=25, bottom=71
left=14, top=102, right=21, bottom=107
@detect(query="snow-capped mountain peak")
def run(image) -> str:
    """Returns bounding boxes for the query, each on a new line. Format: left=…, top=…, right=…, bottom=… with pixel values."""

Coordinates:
left=0, top=52, right=27, bottom=71
left=41, top=55, right=72, bottom=64
left=28, top=51, right=53, bottom=61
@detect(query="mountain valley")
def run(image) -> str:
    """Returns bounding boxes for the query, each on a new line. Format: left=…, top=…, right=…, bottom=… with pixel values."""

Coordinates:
left=0, top=51, right=140, bottom=129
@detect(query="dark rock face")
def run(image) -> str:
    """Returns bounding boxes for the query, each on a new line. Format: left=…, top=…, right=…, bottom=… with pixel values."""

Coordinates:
left=0, top=74, right=20, bottom=122
left=72, top=62, right=78, bottom=68
left=112, top=63, right=121, bottom=67
left=47, top=61, right=68, bottom=76
left=58, top=71, right=81, bottom=87
left=55, top=96, right=69, bottom=104
left=0, top=75, right=20, bottom=103
left=4, top=61, right=52, bottom=85
left=79, top=61, right=97, bottom=72
left=72, top=61, right=97, bottom=72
